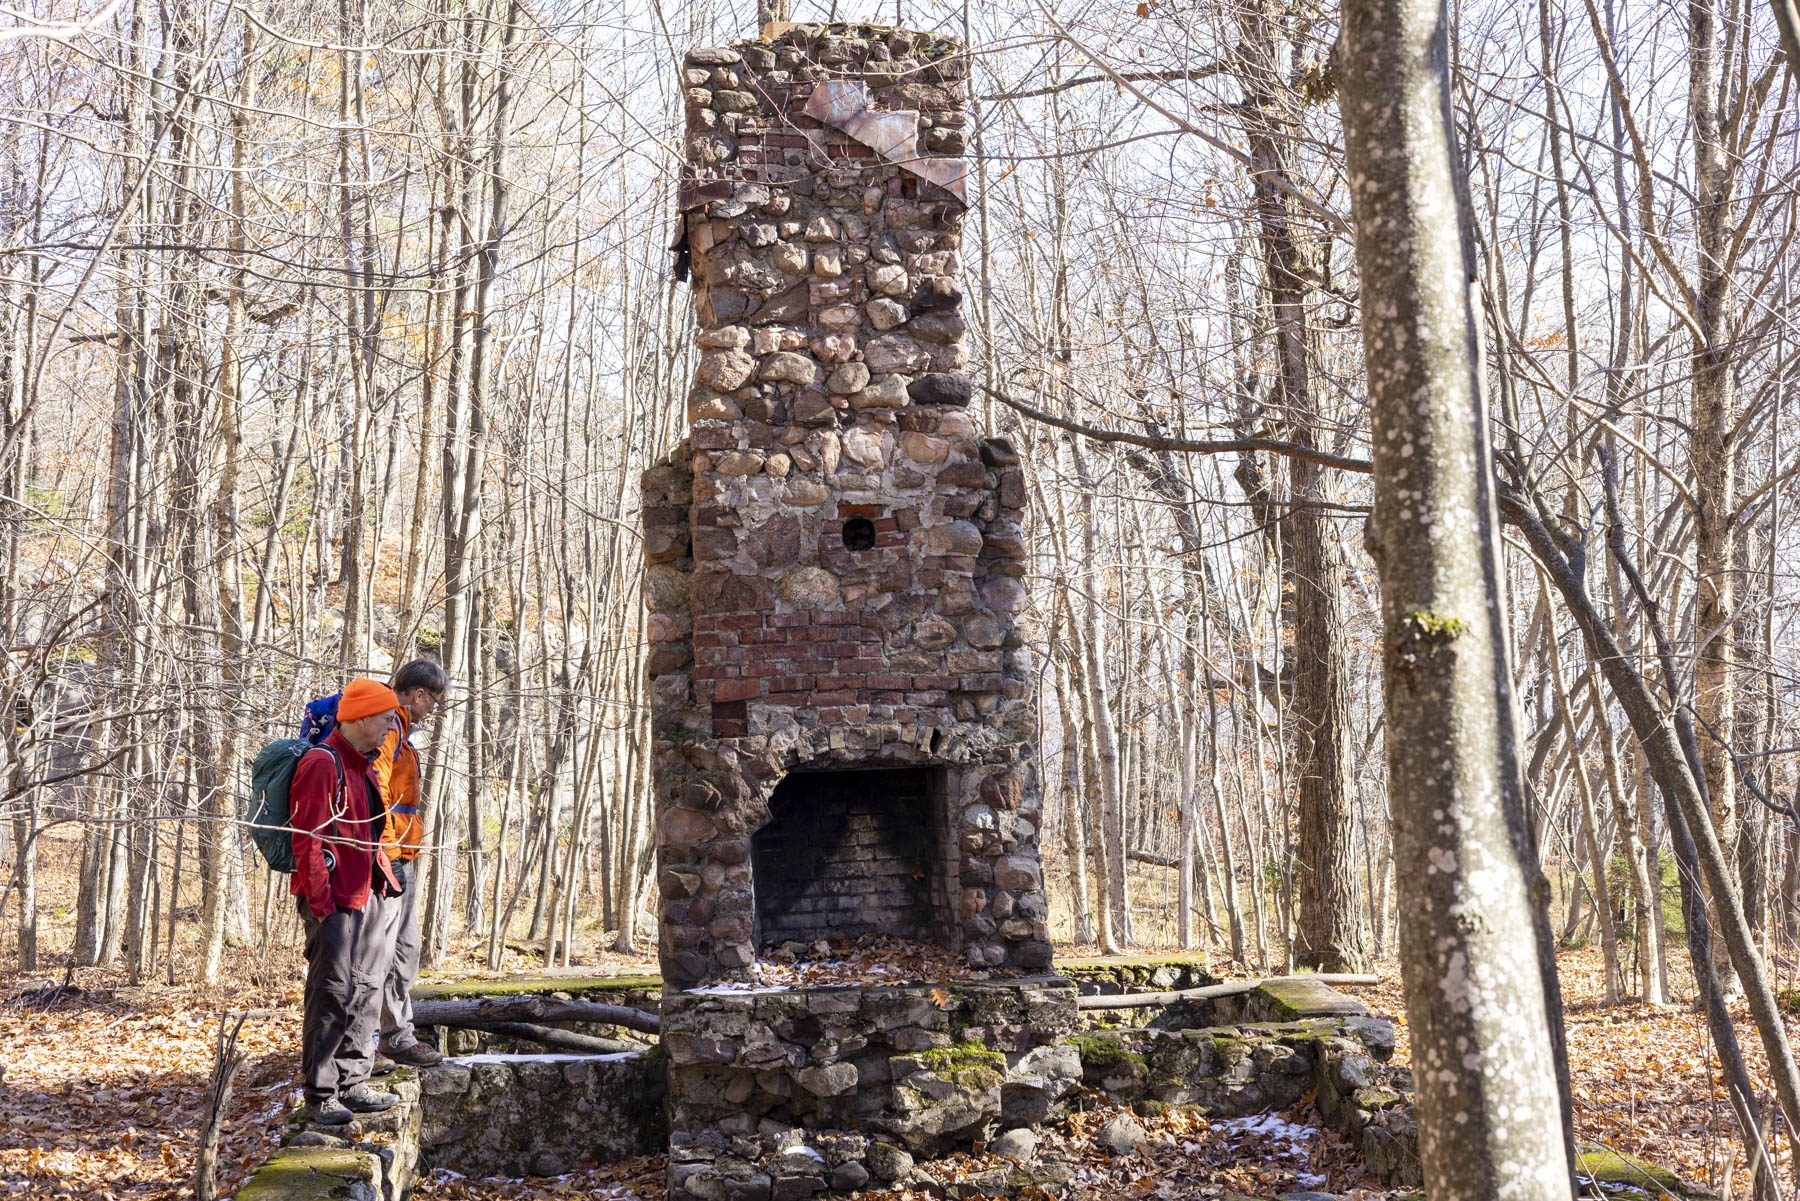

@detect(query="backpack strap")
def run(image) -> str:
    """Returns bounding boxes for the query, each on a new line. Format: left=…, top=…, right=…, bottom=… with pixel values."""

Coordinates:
left=319, top=745, right=348, bottom=820
left=310, top=745, right=349, bottom=875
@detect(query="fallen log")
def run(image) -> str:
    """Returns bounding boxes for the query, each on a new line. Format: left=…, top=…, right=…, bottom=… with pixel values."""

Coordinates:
left=412, top=996, right=661, bottom=1034
left=475, top=1021, right=645, bottom=1055
left=1073, top=972, right=1379, bottom=1010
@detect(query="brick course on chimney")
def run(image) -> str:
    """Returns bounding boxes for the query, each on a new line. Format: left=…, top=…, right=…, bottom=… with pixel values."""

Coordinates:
left=644, top=22, right=1051, bottom=988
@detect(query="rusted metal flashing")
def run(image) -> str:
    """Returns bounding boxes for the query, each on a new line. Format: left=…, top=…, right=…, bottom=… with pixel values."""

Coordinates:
left=802, top=79, right=969, bottom=204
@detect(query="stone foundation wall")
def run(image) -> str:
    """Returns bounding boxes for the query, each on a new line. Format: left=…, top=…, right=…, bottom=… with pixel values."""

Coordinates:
left=663, top=978, right=1080, bottom=1156
left=1058, top=956, right=1221, bottom=997
left=662, top=977, right=1424, bottom=1200
left=418, top=1053, right=667, bottom=1178
left=237, top=973, right=1430, bottom=1200
left=664, top=977, right=1082, bottom=1201
left=1067, top=987, right=1420, bottom=1188
left=1313, top=1036, right=1421, bottom=1187
left=1069, top=1019, right=1390, bottom=1118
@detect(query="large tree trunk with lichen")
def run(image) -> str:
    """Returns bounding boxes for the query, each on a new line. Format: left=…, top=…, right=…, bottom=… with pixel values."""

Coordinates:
left=1337, top=0, right=1574, bottom=1196
left=1235, top=0, right=1362, bottom=973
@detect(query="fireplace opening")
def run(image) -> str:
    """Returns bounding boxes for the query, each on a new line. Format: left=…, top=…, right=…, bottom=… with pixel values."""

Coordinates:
left=751, top=767, right=955, bottom=950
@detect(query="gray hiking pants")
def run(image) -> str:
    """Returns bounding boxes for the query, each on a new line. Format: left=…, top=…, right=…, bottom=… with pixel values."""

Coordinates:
left=375, top=857, right=422, bottom=1050
left=299, top=899, right=385, bottom=1102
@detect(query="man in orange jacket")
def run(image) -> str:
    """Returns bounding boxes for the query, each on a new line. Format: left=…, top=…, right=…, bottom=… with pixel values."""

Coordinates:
left=371, top=658, right=448, bottom=1067
left=291, top=678, right=405, bottom=1126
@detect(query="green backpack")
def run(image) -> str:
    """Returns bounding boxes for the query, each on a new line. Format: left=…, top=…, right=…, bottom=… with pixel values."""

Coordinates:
left=246, top=740, right=343, bottom=873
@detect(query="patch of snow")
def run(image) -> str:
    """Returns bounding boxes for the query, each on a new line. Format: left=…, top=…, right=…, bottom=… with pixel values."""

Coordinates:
left=683, top=984, right=790, bottom=995
left=1216, top=1113, right=1324, bottom=1183
left=1216, top=1112, right=1319, bottom=1154
left=450, top=1051, right=644, bottom=1065
left=425, top=1167, right=639, bottom=1199
left=1576, top=1178, right=1636, bottom=1195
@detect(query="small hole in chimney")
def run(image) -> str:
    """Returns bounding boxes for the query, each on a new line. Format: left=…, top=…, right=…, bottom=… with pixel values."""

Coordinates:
left=842, top=517, right=876, bottom=551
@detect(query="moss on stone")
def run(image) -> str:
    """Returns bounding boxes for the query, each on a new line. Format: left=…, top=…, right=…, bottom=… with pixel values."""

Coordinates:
left=236, top=1147, right=380, bottom=1201
left=1068, top=1033, right=1146, bottom=1072
left=1351, top=1086, right=1404, bottom=1110
left=916, top=1040, right=1006, bottom=1082
left=1253, top=978, right=1368, bottom=1020
left=1576, top=1144, right=1695, bottom=1198
left=1059, top=953, right=1215, bottom=974
left=412, top=973, right=662, bottom=1001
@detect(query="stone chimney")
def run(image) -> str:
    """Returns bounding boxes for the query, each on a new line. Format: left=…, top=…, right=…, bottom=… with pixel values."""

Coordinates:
left=643, top=23, right=1050, bottom=989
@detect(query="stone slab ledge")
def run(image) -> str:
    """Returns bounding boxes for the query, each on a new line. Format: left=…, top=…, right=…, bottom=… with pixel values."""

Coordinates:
left=239, top=1070, right=421, bottom=1201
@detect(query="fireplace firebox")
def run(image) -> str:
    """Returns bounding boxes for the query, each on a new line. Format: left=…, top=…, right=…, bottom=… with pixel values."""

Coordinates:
left=751, top=767, right=954, bottom=948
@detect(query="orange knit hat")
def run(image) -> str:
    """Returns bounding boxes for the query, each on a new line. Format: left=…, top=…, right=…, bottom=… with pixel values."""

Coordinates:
left=338, top=678, right=401, bottom=723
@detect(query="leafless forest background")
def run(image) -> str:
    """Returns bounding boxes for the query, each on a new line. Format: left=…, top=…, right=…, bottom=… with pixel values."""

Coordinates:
left=2, top=0, right=1799, bottom=1015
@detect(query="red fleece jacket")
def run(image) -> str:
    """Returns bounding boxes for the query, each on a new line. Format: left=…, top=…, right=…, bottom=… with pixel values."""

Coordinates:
left=288, top=729, right=389, bottom=919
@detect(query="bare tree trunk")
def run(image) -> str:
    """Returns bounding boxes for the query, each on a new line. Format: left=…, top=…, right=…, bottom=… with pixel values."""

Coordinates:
left=1176, top=625, right=1199, bottom=950
left=335, top=0, right=381, bottom=673
left=1078, top=604, right=1128, bottom=954
left=212, top=17, right=256, bottom=952
left=9, top=790, right=38, bottom=971
left=1542, top=602, right=1621, bottom=1003
left=422, top=7, right=483, bottom=964
left=1514, top=491, right=1786, bottom=1192
left=157, top=0, right=229, bottom=982
left=97, top=13, right=151, bottom=962
left=1339, top=0, right=1576, bottom=1192
left=1588, top=673, right=1664, bottom=1003
left=1066, top=440, right=1128, bottom=953
left=1201, top=604, right=1246, bottom=965
left=1777, top=2, right=1800, bottom=82
left=73, top=818, right=104, bottom=964
left=1052, top=631, right=1094, bottom=945
left=1687, top=0, right=1741, bottom=998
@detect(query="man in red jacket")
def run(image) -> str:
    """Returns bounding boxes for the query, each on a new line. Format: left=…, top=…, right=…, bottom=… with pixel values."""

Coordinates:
left=291, top=678, right=406, bottom=1126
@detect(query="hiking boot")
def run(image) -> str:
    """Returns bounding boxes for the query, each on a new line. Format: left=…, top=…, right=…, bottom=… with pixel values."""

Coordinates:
left=340, top=1083, right=400, bottom=1113
left=370, top=1055, right=398, bottom=1077
left=301, top=1097, right=353, bottom=1126
left=384, top=1041, right=444, bottom=1068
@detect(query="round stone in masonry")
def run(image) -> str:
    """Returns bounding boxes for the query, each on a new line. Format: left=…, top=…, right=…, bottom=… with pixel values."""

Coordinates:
left=842, top=517, right=876, bottom=551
